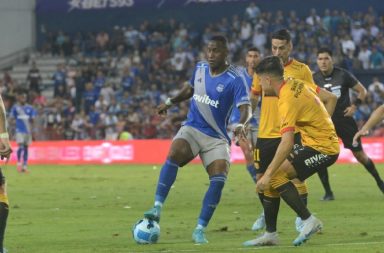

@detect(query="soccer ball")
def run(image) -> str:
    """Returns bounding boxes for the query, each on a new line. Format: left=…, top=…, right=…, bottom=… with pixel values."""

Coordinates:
left=132, top=218, right=160, bottom=244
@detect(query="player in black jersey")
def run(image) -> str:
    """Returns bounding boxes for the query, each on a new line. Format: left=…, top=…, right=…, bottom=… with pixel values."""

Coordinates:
left=313, top=47, right=384, bottom=200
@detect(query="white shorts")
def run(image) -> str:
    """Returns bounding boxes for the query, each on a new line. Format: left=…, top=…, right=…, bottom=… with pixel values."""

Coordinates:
left=174, top=125, right=230, bottom=168
left=16, top=133, right=32, bottom=146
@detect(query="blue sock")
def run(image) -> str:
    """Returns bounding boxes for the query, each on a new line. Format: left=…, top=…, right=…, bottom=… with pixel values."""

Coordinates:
left=154, top=159, right=179, bottom=205
left=17, top=146, right=24, bottom=163
left=246, top=164, right=257, bottom=183
left=197, top=174, right=226, bottom=227
left=23, top=146, right=29, bottom=166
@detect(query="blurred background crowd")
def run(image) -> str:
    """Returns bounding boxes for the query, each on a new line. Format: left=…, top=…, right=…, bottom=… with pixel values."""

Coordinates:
left=3, top=3, right=384, bottom=140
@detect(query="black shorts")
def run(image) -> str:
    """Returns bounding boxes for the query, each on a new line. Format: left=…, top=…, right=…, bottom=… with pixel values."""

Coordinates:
left=0, top=168, right=4, bottom=186
left=288, top=145, right=339, bottom=181
left=254, top=133, right=301, bottom=174
left=333, top=116, right=362, bottom=152
left=254, top=137, right=281, bottom=174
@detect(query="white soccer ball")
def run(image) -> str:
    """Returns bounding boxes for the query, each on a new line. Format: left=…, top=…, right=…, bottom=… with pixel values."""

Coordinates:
left=132, top=218, right=160, bottom=244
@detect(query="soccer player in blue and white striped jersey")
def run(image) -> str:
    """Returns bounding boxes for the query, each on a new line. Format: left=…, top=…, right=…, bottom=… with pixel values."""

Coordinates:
left=143, top=35, right=251, bottom=244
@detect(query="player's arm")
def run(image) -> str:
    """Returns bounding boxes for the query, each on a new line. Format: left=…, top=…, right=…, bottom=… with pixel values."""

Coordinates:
left=345, top=81, right=367, bottom=117
left=353, top=105, right=384, bottom=145
left=0, top=96, right=12, bottom=161
left=158, top=81, right=193, bottom=115
left=233, top=104, right=252, bottom=144
left=317, top=88, right=337, bottom=116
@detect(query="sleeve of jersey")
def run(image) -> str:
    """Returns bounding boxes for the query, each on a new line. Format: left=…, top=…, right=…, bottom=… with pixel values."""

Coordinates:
left=188, top=64, right=198, bottom=87
left=279, top=96, right=298, bottom=135
left=251, top=74, right=261, bottom=95
left=344, top=71, right=359, bottom=88
left=303, top=65, right=315, bottom=83
left=234, top=76, right=251, bottom=107
left=305, top=80, right=321, bottom=94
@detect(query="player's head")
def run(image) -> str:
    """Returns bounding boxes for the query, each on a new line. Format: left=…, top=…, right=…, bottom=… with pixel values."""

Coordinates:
left=15, top=87, right=28, bottom=105
left=271, top=29, right=292, bottom=64
left=316, top=47, right=334, bottom=73
left=206, top=35, right=228, bottom=69
left=245, top=47, right=261, bottom=70
left=255, top=56, right=284, bottom=95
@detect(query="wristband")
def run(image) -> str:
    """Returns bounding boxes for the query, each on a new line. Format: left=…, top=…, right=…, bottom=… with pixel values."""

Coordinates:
left=0, top=133, right=9, bottom=139
left=354, top=98, right=363, bottom=106
left=165, top=97, right=173, bottom=106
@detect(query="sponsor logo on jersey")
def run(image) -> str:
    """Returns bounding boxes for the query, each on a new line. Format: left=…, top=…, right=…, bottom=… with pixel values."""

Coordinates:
left=304, top=153, right=329, bottom=167
left=193, top=94, right=219, bottom=108
left=216, top=84, right=224, bottom=92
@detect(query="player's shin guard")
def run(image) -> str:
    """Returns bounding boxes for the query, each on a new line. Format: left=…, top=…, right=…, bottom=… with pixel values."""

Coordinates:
left=263, top=188, right=280, bottom=233
left=154, top=159, right=179, bottom=205
left=293, top=180, right=308, bottom=206
left=270, top=171, right=311, bottom=220
left=197, top=174, right=226, bottom=227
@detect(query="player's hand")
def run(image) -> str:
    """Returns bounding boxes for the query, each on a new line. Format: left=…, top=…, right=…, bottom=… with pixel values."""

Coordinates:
left=344, top=105, right=357, bottom=117
left=233, top=124, right=246, bottom=146
left=352, top=129, right=368, bottom=146
left=157, top=103, right=171, bottom=116
left=0, top=134, right=12, bottom=163
left=256, top=174, right=271, bottom=192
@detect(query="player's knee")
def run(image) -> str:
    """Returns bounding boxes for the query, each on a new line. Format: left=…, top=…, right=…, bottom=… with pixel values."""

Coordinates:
left=270, top=170, right=290, bottom=189
left=207, top=160, right=229, bottom=177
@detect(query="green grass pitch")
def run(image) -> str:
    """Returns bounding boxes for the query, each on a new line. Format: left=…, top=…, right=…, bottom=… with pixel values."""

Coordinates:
left=4, top=163, right=384, bottom=253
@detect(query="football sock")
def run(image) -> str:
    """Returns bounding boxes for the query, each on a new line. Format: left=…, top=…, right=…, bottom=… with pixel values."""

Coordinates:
left=154, top=159, right=179, bottom=205
left=317, top=168, right=333, bottom=195
left=0, top=201, right=8, bottom=253
left=294, top=182, right=308, bottom=206
left=197, top=174, right=226, bottom=227
left=246, top=164, right=257, bottom=183
left=258, top=192, right=265, bottom=207
left=274, top=181, right=311, bottom=220
left=17, top=146, right=24, bottom=163
left=363, top=158, right=383, bottom=185
left=23, top=145, right=29, bottom=166
left=263, top=189, right=280, bottom=233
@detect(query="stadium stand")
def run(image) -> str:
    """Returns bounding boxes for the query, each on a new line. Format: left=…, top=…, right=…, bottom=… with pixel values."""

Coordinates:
left=4, top=4, right=384, bottom=140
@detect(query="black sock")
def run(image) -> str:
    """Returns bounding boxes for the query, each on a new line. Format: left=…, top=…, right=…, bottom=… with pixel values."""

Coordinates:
left=300, top=193, right=308, bottom=207
left=263, top=196, right=280, bottom=232
left=0, top=202, right=8, bottom=252
left=276, top=181, right=311, bottom=220
left=363, top=159, right=383, bottom=185
left=258, top=192, right=264, bottom=208
left=317, top=167, right=333, bottom=195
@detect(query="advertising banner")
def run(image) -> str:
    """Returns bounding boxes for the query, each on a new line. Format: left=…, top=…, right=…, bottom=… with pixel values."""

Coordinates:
left=6, top=138, right=384, bottom=165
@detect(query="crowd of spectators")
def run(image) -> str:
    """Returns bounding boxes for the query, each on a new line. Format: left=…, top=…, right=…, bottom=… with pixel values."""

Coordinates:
left=3, top=4, right=384, bottom=140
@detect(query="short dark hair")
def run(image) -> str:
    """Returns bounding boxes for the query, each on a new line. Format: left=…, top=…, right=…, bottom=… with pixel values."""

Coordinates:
left=255, top=56, right=284, bottom=77
left=271, top=29, right=291, bottom=43
left=210, top=35, right=228, bottom=48
left=317, top=47, right=333, bottom=57
left=247, top=47, right=260, bottom=53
